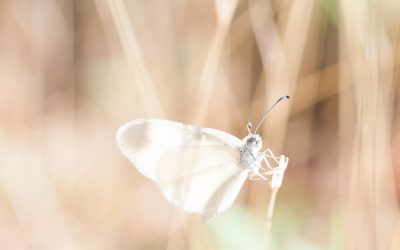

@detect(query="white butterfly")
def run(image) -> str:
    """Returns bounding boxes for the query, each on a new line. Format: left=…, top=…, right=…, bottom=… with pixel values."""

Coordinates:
left=116, top=96, right=290, bottom=221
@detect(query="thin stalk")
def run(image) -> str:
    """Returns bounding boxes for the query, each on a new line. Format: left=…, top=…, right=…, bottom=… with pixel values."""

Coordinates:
left=265, top=188, right=279, bottom=249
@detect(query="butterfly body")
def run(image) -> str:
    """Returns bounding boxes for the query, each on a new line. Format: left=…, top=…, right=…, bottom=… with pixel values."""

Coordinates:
left=239, top=135, right=264, bottom=173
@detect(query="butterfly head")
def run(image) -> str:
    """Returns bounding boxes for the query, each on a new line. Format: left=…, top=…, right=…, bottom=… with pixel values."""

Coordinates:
left=244, top=134, right=262, bottom=151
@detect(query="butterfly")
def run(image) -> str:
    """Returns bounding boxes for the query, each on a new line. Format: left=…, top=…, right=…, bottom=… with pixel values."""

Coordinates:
left=116, top=96, right=290, bottom=221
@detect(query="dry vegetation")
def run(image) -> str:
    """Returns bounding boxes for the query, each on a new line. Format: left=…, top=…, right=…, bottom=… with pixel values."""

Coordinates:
left=0, top=0, right=399, bottom=249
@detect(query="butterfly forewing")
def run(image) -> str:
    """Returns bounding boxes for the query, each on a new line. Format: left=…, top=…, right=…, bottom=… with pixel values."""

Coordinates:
left=117, top=119, right=239, bottom=179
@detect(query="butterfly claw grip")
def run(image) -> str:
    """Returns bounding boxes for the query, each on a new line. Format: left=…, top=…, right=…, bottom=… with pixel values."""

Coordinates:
left=261, top=150, right=289, bottom=189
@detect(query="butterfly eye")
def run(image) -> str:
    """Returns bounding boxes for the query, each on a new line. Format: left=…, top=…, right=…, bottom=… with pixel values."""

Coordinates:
left=247, top=138, right=255, bottom=145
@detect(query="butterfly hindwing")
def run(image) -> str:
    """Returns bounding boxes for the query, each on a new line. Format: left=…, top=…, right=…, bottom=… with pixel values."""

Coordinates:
left=156, top=145, right=248, bottom=219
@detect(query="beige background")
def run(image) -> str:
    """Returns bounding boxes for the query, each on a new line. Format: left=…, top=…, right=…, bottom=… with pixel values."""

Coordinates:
left=0, top=0, right=399, bottom=249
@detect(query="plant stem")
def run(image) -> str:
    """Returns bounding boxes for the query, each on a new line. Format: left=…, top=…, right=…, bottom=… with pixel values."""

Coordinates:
left=265, top=187, right=279, bottom=249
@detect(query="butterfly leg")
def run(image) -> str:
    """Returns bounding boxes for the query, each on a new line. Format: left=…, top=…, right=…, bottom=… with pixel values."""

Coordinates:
left=256, top=149, right=274, bottom=171
left=258, top=164, right=267, bottom=171
left=249, top=171, right=269, bottom=181
left=259, top=151, right=289, bottom=188
left=250, top=171, right=282, bottom=187
left=263, top=149, right=280, bottom=165
left=260, top=149, right=278, bottom=171
left=266, top=155, right=289, bottom=188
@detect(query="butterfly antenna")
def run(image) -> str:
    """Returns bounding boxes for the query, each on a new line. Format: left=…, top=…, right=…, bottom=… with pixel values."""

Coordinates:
left=254, top=95, right=290, bottom=133
left=246, top=121, right=253, bottom=135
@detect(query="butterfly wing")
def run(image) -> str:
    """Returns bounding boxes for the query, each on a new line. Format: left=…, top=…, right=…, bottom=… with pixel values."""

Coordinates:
left=116, top=119, right=247, bottom=218
left=116, top=119, right=243, bottom=180
left=156, top=145, right=248, bottom=220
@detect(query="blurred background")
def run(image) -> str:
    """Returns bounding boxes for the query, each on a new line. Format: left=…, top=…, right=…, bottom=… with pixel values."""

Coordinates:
left=0, top=0, right=399, bottom=249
